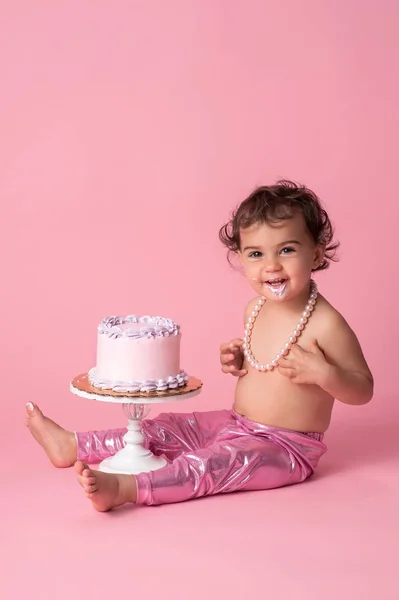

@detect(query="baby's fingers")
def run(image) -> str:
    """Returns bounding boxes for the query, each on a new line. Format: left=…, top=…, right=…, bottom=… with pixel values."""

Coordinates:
left=221, top=365, right=247, bottom=377
left=220, top=353, right=235, bottom=365
left=232, top=368, right=247, bottom=377
left=221, top=364, right=238, bottom=373
left=277, top=365, right=296, bottom=379
left=229, top=338, right=244, bottom=348
left=220, top=339, right=243, bottom=353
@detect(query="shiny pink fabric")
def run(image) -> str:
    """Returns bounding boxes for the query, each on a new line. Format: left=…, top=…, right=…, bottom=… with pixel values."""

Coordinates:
left=76, top=409, right=327, bottom=506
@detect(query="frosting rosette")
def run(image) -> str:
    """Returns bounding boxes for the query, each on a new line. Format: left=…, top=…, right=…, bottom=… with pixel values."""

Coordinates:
left=98, top=315, right=179, bottom=339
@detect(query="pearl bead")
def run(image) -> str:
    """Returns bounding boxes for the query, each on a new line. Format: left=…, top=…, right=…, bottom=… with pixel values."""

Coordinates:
left=244, top=282, right=318, bottom=372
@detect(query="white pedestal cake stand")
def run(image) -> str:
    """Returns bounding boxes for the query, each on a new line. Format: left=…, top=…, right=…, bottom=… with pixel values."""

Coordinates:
left=70, top=373, right=202, bottom=475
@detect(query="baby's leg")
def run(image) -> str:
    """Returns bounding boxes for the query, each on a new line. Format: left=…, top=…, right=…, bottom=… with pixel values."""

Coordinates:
left=135, top=434, right=315, bottom=505
left=25, top=401, right=233, bottom=468
left=76, top=409, right=233, bottom=464
left=142, top=409, right=233, bottom=460
left=74, top=437, right=295, bottom=512
left=76, top=428, right=126, bottom=464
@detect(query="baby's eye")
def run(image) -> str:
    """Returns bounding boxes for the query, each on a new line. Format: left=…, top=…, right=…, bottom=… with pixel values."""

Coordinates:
left=248, top=251, right=262, bottom=259
left=280, top=247, right=295, bottom=255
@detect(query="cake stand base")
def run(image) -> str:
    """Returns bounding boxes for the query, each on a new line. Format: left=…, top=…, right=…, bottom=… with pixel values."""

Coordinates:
left=98, top=404, right=168, bottom=475
left=99, top=451, right=167, bottom=475
left=70, top=374, right=202, bottom=475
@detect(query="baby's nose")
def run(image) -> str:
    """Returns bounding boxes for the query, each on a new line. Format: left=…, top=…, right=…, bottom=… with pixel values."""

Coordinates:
left=263, top=259, right=282, bottom=272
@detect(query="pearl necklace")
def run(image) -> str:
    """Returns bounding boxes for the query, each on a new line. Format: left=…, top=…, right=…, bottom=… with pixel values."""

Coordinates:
left=243, top=280, right=318, bottom=372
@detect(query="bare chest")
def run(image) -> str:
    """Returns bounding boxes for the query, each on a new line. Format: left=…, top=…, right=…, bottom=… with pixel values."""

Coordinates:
left=235, top=301, right=333, bottom=430
left=246, top=307, right=320, bottom=365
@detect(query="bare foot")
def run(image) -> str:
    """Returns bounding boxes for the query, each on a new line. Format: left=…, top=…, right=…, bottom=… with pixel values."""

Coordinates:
left=25, top=402, right=77, bottom=467
left=74, top=461, right=137, bottom=512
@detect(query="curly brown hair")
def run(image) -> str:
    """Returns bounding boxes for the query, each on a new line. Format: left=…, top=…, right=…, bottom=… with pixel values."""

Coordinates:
left=219, top=180, right=339, bottom=272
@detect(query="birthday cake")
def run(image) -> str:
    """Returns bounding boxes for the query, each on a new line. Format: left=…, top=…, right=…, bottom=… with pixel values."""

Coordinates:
left=88, top=315, right=188, bottom=393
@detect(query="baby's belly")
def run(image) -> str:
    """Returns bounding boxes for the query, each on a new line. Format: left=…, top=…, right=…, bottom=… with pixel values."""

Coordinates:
left=233, top=370, right=334, bottom=433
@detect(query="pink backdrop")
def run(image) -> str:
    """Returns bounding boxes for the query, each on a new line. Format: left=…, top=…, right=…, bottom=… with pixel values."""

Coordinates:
left=2, top=2, right=397, bottom=460
left=2, top=3, right=399, bottom=599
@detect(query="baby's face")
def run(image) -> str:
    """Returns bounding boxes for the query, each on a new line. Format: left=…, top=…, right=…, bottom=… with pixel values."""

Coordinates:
left=239, top=213, right=323, bottom=302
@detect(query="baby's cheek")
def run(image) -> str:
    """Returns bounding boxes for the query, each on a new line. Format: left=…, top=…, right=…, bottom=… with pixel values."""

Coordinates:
left=242, top=262, right=255, bottom=275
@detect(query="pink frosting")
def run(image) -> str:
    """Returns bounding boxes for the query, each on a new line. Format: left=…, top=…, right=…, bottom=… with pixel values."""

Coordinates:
left=96, top=331, right=181, bottom=382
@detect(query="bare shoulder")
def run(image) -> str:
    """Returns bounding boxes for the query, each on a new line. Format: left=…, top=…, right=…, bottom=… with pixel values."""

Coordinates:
left=314, top=295, right=351, bottom=332
left=244, top=297, right=260, bottom=323
left=314, top=295, right=373, bottom=380
left=314, top=295, right=358, bottom=342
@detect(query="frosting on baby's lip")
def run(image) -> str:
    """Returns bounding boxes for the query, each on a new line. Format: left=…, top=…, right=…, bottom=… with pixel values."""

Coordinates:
left=263, top=279, right=288, bottom=298
left=98, top=315, right=180, bottom=339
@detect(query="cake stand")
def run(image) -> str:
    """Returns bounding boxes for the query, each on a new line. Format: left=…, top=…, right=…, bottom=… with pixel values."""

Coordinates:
left=70, top=373, right=202, bottom=475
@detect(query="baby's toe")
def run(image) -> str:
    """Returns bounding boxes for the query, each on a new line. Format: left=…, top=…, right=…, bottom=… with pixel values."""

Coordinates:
left=84, top=483, right=97, bottom=493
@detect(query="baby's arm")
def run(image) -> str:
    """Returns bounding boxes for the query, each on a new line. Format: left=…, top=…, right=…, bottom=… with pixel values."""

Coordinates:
left=318, top=313, right=374, bottom=405
left=219, top=298, right=258, bottom=377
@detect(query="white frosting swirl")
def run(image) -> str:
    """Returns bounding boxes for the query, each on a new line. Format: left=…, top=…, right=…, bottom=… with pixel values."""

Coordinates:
left=88, top=368, right=188, bottom=393
left=98, top=315, right=180, bottom=339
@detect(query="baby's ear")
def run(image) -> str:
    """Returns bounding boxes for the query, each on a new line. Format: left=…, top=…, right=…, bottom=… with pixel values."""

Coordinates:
left=314, top=245, right=325, bottom=268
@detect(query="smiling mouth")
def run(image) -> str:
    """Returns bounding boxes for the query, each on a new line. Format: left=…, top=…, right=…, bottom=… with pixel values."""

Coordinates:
left=263, top=278, right=288, bottom=297
left=265, top=278, right=287, bottom=286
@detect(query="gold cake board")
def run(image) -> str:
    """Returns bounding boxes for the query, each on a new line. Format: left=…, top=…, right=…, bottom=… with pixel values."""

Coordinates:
left=70, top=373, right=203, bottom=403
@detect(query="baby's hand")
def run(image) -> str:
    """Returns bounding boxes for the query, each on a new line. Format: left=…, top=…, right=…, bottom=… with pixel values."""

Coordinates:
left=278, top=340, right=330, bottom=386
left=220, top=339, right=247, bottom=377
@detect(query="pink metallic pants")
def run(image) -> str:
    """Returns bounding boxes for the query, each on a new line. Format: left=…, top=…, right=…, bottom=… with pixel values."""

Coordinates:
left=76, top=409, right=326, bottom=506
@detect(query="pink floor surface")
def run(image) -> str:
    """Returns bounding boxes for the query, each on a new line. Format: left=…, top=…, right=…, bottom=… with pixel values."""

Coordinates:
left=2, top=397, right=398, bottom=600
